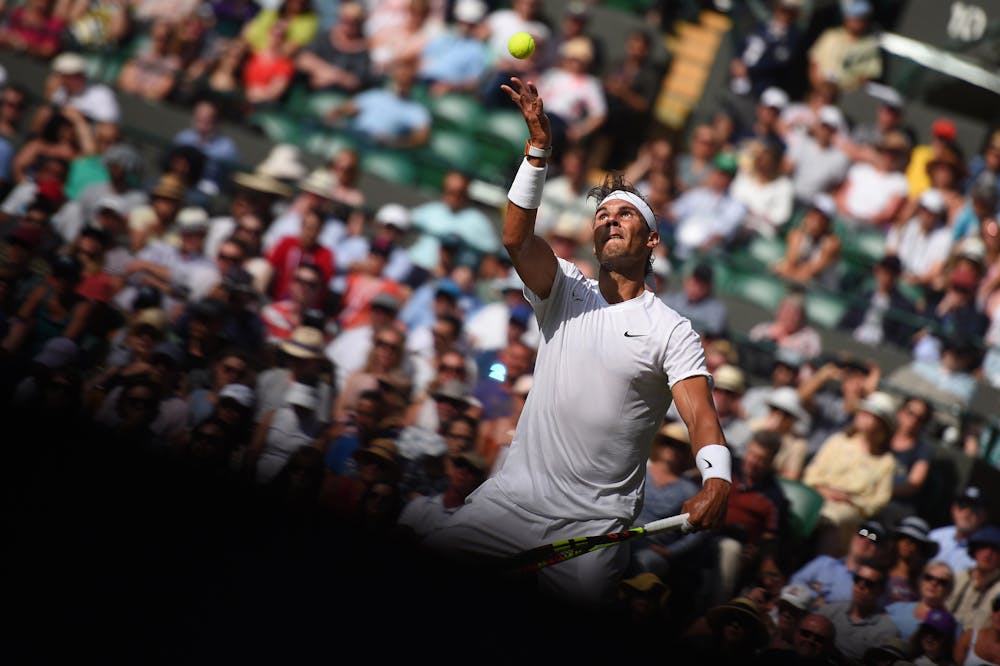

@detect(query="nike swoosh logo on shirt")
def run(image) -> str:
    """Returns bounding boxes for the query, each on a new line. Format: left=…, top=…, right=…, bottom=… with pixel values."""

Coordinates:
left=623, top=332, right=646, bottom=337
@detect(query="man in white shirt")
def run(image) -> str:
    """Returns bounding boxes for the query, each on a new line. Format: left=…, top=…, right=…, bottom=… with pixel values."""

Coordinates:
left=886, top=188, right=953, bottom=289
left=786, top=105, right=851, bottom=206
left=47, top=52, right=120, bottom=124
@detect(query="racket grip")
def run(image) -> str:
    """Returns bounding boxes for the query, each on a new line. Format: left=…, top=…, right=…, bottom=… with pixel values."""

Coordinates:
left=644, top=513, right=692, bottom=534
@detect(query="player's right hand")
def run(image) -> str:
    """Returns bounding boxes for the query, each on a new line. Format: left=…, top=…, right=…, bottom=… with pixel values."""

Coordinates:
left=682, top=477, right=730, bottom=531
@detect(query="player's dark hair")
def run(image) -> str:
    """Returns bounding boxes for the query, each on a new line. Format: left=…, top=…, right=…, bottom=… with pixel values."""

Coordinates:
left=586, top=172, right=657, bottom=277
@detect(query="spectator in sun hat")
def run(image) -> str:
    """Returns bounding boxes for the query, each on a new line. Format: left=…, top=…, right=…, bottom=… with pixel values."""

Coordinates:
left=885, top=516, right=940, bottom=604
left=320, top=437, right=403, bottom=520
left=681, top=596, right=772, bottom=662
left=248, top=380, right=325, bottom=485
left=748, top=386, right=810, bottom=481
left=256, top=325, right=334, bottom=426
left=127, top=173, right=187, bottom=253
left=10, top=335, right=80, bottom=409
left=947, top=525, right=1000, bottom=631
left=362, top=203, right=414, bottom=284
left=397, top=447, right=489, bottom=540
left=262, top=168, right=344, bottom=254
left=45, top=51, right=121, bottom=123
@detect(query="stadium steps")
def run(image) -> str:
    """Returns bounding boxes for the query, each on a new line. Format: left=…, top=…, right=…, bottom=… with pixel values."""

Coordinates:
left=655, top=10, right=731, bottom=129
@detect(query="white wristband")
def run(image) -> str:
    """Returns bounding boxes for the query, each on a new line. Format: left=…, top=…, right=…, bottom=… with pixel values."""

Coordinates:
left=695, top=444, right=732, bottom=484
left=507, top=157, right=547, bottom=210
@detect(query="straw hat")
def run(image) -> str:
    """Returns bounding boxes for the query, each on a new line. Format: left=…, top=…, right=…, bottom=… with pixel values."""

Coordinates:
left=149, top=173, right=187, bottom=201
left=706, top=597, right=770, bottom=648
left=298, top=168, right=337, bottom=198
left=279, top=326, right=325, bottom=359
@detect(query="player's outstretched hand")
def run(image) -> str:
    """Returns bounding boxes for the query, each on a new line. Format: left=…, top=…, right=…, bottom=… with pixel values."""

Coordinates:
left=681, top=478, right=730, bottom=531
left=500, top=76, right=551, bottom=152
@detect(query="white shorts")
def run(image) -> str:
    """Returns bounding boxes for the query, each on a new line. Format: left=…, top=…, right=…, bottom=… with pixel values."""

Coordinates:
left=422, top=478, right=629, bottom=608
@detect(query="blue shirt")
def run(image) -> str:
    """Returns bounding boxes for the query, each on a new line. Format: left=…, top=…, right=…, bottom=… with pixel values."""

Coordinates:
left=419, top=31, right=489, bottom=85
left=407, top=200, right=500, bottom=269
left=790, top=555, right=854, bottom=605
left=929, top=524, right=976, bottom=574
left=173, top=128, right=240, bottom=187
left=351, top=89, right=430, bottom=143
left=0, top=137, right=13, bottom=184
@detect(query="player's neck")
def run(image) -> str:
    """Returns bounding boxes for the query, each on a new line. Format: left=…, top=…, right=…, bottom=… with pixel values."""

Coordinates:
left=597, top=267, right=646, bottom=303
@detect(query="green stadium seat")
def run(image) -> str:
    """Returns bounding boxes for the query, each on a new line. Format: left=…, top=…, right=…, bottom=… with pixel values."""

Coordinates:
left=425, top=128, right=479, bottom=171
left=302, top=91, right=349, bottom=120
left=248, top=111, right=300, bottom=144
left=805, top=291, right=849, bottom=329
left=479, top=109, right=527, bottom=151
left=300, top=129, right=355, bottom=160
left=740, top=234, right=786, bottom=268
left=721, top=268, right=788, bottom=311
left=362, top=150, right=417, bottom=185
left=428, top=93, right=483, bottom=131
left=777, top=478, right=825, bottom=542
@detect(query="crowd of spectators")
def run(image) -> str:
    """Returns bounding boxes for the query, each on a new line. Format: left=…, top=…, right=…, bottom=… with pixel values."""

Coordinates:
left=2, top=0, right=1000, bottom=662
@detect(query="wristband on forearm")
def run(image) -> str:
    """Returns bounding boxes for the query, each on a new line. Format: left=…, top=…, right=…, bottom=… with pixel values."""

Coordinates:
left=695, top=444, right=733, bottom=484
left=507, top=157, right=547, bottom=210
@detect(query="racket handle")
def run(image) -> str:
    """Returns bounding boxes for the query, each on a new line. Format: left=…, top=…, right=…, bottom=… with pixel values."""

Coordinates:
left=643, top=513, right=692, bottom=535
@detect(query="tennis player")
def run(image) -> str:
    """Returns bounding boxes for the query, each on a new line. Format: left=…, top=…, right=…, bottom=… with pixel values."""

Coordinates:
left=423, top=77, right=731, bottom=608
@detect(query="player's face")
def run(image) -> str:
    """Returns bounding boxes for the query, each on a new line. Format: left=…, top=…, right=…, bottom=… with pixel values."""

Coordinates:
left=592, top=201, right=656, bottom=266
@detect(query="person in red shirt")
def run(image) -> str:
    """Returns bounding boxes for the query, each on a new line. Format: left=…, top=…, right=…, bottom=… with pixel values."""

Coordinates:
left=335, top=237, right=408, bottom=331
left=260, top=262, right=325, bottom=343
left=266, top=207, right=334, bottom=303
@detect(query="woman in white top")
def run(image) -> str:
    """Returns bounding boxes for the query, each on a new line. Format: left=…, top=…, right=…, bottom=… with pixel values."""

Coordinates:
left=954, top=594, right=1000, bottom=666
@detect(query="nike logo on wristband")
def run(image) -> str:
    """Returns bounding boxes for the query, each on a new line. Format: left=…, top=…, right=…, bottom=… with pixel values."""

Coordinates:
left=623, top=332, right=645, bottom=337
left=703, top=459, right=713, bottom=469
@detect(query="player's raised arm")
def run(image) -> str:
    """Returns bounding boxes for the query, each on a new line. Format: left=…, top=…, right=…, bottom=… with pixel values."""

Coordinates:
left=500, top=77, right=558, bottom=300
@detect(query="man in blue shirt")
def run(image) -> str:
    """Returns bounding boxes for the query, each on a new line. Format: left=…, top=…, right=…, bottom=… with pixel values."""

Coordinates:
left=791, top=519, right=888, bottom=609
left=173, top=99, right=240, bottom=196
left=929, top=485, right=990, bottom=574
left=418, top=0, right=490, bottom=95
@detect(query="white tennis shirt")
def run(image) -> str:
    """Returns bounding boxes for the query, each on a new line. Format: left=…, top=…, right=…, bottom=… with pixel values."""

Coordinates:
left=491, top=258, right=710, bottom=523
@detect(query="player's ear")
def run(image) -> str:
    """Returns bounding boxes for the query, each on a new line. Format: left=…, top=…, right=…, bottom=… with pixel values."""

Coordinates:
left=646, top=229, right=660, bottom=249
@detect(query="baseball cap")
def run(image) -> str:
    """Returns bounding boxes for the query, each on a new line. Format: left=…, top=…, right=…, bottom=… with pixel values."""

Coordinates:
left=371, top=292, right=402, bottom=312
left=817, top=105, right=845, bottom=129
left=932, top=118, right=958, bottom=141
left=176, top=207, right=210, bottom=233
left=95, top=194, right=128, bottom=218
left=956, top=485, right=987, bottom=508
left=712, top=152, right=739, bottom=175
left=375, top=203, right=411, bottom=231
left=760, top=87, right=789, bottom=110
left=968, top=526, right=1000, bottom=555
left=33, top=337, right=79, bottom=370
left=858, top=519, right=886, bottom=543
left=218, top=383, right=255, bottom=409
left=918, top=188, right=946, bottom=215
left=777, top=582, right=815, bottom=612
left=920, top=609, right=957, bottom=637
left=453, top=0, right=487, bottom=23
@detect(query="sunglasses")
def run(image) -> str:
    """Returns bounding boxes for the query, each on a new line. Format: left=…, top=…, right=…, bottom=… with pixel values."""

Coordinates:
left=375, top=339, right=402, bottom=350
left=853, top=574, right=882, bottom=590
left=439, top=364, right=465, bottom=374
left=218, top=253, right=242, bottom=263
left=923, top=573, right=951, bottom=586
left=798, top=628, right=828, bottom=642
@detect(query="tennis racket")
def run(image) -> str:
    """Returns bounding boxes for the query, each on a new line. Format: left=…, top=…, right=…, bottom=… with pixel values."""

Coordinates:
left=507, top=513, right=692, bottom=575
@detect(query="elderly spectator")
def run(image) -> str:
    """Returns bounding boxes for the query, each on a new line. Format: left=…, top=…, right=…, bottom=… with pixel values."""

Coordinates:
left=886, top=560, right=958, bottom=642
left=836, top=130, right=911, bottom=230
left=803, top=391, right=898, bottom=557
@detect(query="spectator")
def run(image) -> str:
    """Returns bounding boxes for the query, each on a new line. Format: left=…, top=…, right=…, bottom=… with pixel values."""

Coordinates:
left=680, top=596, right=772, bottom=663
left=0, top=0, right=66, bottom=59
left=368, top=0, right=444, bottom=77
left=728, top=0, right=803, bottom=100
left=906, top=117, right=962, bottom=199
left=967, top=129, right=1000, bottom=202
left=669, top=152, right=746, bottom=261
left=186, top=347, right=252, bottom=425
left=9, top=112, right=87, bottom=188
left=785, top=106, right=851, bottom=207
left=534, top=36, right=607, bottom=160
left=836, top=130, right=912, bottom=230
left=319, top=438, right=402, bottom=524
left=241, top=0, right=318, bottom=58
left=242, top=18, right=297, bottom=107
left=791, top=519, right=887, bottom=608
left=799, top=353, right=881, bottom=456
left=117, top=19, right=183, bottom=102
left=266, top=209, right=335, bottom=303
left=749, top=386, right=810, bottom=481
left=247, top=381, right=323, bottom=484
left=749, top=290, right=823, bottom=362
left=470, top=338, right=533, bottom=422
left=660, top=261, right=728, bottom=339
left=807, top=0, right=882, bottom=93
left=294, top=1, right=373, bottom=95
left=332, top=325, right=410, bottom=426
left=838, top=255, right=921, bottom=349
left=732, top=138, right=795, bottom=240
left=752, top=612, right=840, bottom=665
left=838, top=83, right=913, bottom=166
left=764, top=583, right=818, bottom=652
left=320, top=388, right=381, bottom=475
left=781, top=78, right=845, bottom=145
left=0, top=83, right=28, bottom=142
left=953, top=594, right=1000, bottom=665
left=929, top=486, right=991, bottom=575
left=803, top=391, right=898, bottom=557
left=880, top=397, right=935, bottom=526
left=44, top=51, right=121, bottom=124
left=676, top=124, right=720, bottom=193
left=406, top=170, right=499, bottom=273
left=947, top=526, right=1000, bottom=632
left=326, top=54, right=431, bottom=149
left=897, top=143, right=968, bottom=230
left=816, top=558, right=899, bottom=665
left=417, top=0, right=490, bottom=97
left=886, top=517, right=941, bottom=604
left=260, top=262, right=325, bottom=343
left=886, top=560, right=958, bottom=642
left=952, top=173, right=999, bottom=244
left=907, top=607, right=958, bottom=666
left=261, top=168, right=344, bottom=255
left=2, top=254, right=91, bottom=357
left=173, top=99, right=240, bottom=197
left=535, top=145, right=594, bottom=240
left=772, top=193, right=842, bottom=290
left=254, top=325, right=333, bottom=426
left=743, top=347, right=806, bottom=422
left=551, top=1, right=603, bottom=76
left=594, top=29, right=662, bottom=170
left=479, top=0, right=551, bottom=109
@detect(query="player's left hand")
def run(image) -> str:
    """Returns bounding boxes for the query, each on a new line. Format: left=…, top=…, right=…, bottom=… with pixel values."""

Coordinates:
left=681, top=478, right=730, bottom=531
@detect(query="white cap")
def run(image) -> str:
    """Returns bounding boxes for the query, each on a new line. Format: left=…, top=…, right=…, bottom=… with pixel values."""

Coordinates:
left=918, top=188, right=946, bottom=215
left=866, top=82, right=904, bottom=109
left=767, top=386, right=808, bottom=423
left=453, top=0, right=487, bottom=23
left=811, top=192, right=837, bottom=219
left=95, top=194, right=128, bottom=217
left=177, top=207, right=210, bottom=232
left=52, top=52, right=87, bottom=75
left=376, top=203, right=411, bottom=230
left=218, top=383, right=255, bottom=408
left=286, top=382, right=319, bottom=410
left=778, top=583, right=816, bottom=611
left=760, top=87, right=789, bottom=110
left=817, top=105, right=845, bottom=128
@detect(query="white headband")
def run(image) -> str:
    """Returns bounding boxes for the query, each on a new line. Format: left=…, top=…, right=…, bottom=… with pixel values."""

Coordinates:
left=597, top=190, right=657, bottom=231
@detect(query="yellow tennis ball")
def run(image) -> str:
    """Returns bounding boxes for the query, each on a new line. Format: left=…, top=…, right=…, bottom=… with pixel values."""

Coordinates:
left=508, top=32, right=535, bottom=59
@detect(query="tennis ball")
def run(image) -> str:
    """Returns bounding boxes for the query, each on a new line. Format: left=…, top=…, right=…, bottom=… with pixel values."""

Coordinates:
left=508, top=32, right=535, bottom=59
